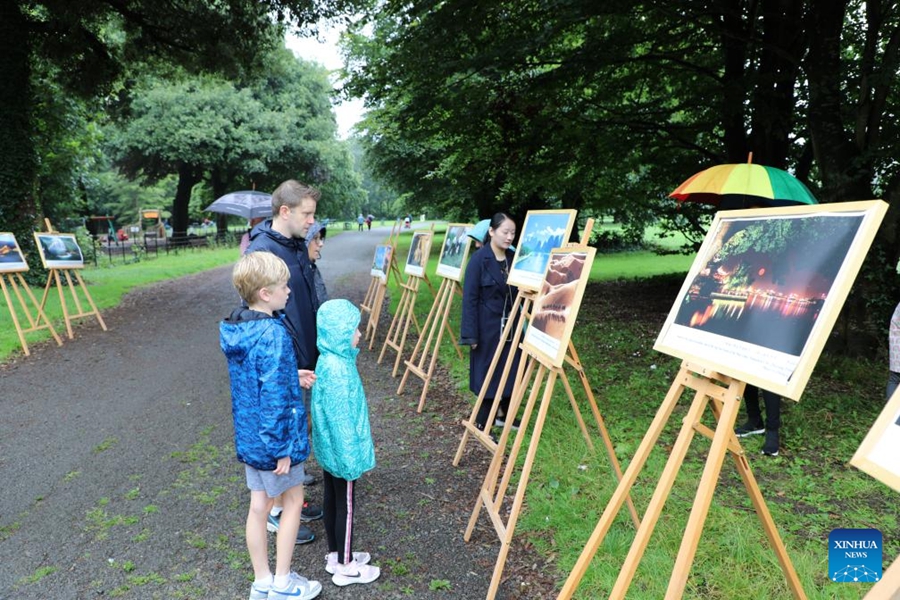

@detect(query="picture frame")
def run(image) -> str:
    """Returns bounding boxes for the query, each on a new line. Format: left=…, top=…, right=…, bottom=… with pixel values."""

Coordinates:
left=33, top=232, right=85, bottom=269
left=371, top=245, right=392, bottom=282
left=654, top=200, right=887, bottom=400
left=404, top=231, right=433, bottom=278
left=435, top=223, right=472, bottom=281
left=0, top=232, right=29, bottom=273
left=522, top=247, right=597, bottom=368
left=508, top=209, right=578, bottom=292
left=850, top=387, right=900, bottom=493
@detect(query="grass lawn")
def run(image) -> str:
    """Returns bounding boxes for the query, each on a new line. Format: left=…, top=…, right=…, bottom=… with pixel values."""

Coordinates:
left=0, top=246, right=239, bottom=359
left=384, top=227, right=898, bottom=599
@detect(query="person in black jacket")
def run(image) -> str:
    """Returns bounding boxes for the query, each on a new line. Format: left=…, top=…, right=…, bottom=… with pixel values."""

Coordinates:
left=460, top=212, right=523, bottom=432
left=246, top=179, right=324, bottom=543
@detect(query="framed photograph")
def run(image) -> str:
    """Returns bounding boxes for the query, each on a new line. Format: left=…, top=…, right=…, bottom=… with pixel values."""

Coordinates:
left=851, top=388, right=900, bottom=493
left=522, top=247, right=597, bottom=368
left=33, top=233, right=85, bottom=269
left=508, top=209, right=578, bottom=292
left=0, top=233, right=29, bottom=273
left=405, top=231, right=433, bottom=278
left=371, top=245, right=392, bottom=282
left=435, top=223, right=472, bottom=281
left=654, top=200, right=887, bottom=400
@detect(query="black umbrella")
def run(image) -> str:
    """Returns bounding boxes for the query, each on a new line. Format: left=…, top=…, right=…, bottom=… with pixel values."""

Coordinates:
left=204, top=190, right=273, bottom=219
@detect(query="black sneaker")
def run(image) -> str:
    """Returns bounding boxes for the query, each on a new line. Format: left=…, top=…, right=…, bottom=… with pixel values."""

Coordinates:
left=266, top=514, right=317, bottom=545
left=301, top=502, right=323, bottom=522
left=734, top=421, right=765, bottom=437
left=475, top=420, right=498, bottom=443
left=761, top=430, right=780, bottom=457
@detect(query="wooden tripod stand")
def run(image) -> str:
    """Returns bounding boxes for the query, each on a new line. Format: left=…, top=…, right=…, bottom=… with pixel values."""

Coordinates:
left=364, top=222, right=404, bottom=350
left=0, top=271, right=63, bottom=355
left=558, top=361, right=807, bottom=600
left=378, top=274, right=424, bottom=376
left=37, top=220, right=107, bottom=339
left=465, top=346, right=640, bottom=600
left=396, top=275, right=464, bottom=412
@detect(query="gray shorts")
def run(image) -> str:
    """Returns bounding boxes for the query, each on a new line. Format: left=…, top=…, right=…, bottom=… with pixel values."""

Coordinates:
left=245, top=463, right=307, bottom=498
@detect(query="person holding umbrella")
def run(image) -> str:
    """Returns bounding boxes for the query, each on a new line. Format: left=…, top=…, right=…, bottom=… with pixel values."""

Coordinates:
left=671, top=155, right=819, bottom=457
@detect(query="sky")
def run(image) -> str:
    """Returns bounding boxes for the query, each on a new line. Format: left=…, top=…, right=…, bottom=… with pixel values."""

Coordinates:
left=284, top=26, right=365, bottom=139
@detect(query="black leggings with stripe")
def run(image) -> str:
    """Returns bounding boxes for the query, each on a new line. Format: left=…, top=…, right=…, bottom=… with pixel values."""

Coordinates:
left=323, top=470, right=356, bottom=564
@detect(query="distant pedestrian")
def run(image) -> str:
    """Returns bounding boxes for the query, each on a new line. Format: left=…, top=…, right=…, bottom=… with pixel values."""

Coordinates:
left=219, top=252, right=322, bottom=600
left=357, top=214, right=365, bottom=232
left=365, top=215, right=373, bottom=231
left=311, top=300, right=380, bottom=587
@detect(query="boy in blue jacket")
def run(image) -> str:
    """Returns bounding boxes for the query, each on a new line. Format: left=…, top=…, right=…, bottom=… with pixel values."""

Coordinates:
left=220, top=252, right=321, bottom=600
left=311, top=299, right=380, bottom=586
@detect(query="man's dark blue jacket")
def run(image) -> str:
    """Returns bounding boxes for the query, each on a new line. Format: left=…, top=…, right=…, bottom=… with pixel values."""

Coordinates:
left=247, top=219, right=319, bottom=370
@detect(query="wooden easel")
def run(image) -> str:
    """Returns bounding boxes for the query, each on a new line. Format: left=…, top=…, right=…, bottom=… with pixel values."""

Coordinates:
left=0, top=270, right=63, bottom=356
left=454, top=219, right=596, bottom=466
left=557, top=360, right=807, bottom=600
left=377, top=224, right=438, bottom=374
left=396, top=275, right=464, bottom=412
left=378, top=274, right=424, bottom=376
left=364, top=221, right=404, bottom=350
left=465, top=343, right=639, bottom=600
left=864, top=555, right=900, bottom=599
left=38, top=219, right=107, bottom=339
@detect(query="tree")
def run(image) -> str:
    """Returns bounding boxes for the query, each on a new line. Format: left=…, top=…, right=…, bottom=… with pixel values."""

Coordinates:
left=345, top=1, right=900, bottom=342
left=109, top=49, right=363, bottom=235
left=1, top=0, right=354, bottom=262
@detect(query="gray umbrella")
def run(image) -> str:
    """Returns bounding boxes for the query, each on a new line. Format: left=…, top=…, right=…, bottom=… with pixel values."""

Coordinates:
left=204, top=190, right=273, bottom=219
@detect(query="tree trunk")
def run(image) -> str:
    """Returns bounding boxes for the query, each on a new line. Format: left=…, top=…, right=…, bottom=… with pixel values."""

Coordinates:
left=0, top=3, right=42, bottom=277
left=171, top=163, right=199, bottom=238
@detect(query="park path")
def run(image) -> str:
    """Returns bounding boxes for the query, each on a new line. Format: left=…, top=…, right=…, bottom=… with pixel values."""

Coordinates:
left=0, top=225, right=553, bottom=599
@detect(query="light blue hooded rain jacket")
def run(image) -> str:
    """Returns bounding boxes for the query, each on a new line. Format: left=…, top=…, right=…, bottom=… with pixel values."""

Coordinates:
left=311, top=300, right=375, bottom=481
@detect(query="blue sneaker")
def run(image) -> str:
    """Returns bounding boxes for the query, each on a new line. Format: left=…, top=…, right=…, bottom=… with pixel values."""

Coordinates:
left=249, top=581, right=270, bottom=600
left=266, top=514, right=316, bottom=545
left=269, top=572, right=322, bottom=600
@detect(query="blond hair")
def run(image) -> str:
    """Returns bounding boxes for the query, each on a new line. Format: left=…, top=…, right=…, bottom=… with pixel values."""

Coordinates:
left=272, top=179, right=321, bottom=212
left=232, top=251, right=290, bottom=304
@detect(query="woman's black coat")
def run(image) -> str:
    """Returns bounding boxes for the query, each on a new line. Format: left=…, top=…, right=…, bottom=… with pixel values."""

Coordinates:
left=460, top=244, right=522, bottom=398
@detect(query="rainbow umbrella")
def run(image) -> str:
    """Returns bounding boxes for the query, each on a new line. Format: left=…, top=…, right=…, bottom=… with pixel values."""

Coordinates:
left=670, top=155, right=817, bottom=208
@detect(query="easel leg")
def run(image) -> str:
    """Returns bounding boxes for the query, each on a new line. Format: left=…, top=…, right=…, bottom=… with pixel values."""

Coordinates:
left=560, top=363, right=641, bottom=528
left=557, top=364, right=692, bottom=600
left=664, top=381, right=744, bottom=599
left=52, top=270, right=74, bottom=339
left=74, top=271, right=107, bottom=330
left=608, top=384, right=714, bottom=599
left=485, top=370, right=559, bottom=600
left=20, top=275, right=63, bottom=346
left=865, top=555, right=900, bottom=600
left=465, top=357, right=540, bottom=541
left=732, top=446, right=808, bottom=598
left=1, top=275, right=30, bottom=355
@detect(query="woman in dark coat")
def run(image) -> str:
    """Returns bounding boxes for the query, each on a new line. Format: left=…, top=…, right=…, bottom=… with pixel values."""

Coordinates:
left=459, top=212, right=523, bottom=430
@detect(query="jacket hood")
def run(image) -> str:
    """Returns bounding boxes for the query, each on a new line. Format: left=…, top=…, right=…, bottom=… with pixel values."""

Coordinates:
left=316, top=299, right=360, bottom=359
left=220, top=309, right=283, bottom=364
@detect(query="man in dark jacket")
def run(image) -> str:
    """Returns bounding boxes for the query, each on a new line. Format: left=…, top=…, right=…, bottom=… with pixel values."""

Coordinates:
left=246, top=179, right=324, bottom=543
left=248, top=180, right=321, bottom=371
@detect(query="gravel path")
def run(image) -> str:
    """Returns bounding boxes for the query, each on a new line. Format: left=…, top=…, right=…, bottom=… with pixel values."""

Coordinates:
left=0, top=226, right=555, bottom=600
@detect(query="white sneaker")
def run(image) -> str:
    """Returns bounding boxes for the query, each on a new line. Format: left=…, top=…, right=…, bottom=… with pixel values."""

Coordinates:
left=331, top=561, right=380, bottom=587
left=269, top=572, right=322, bottom=600
left=326, top=551, right=372, bottom=574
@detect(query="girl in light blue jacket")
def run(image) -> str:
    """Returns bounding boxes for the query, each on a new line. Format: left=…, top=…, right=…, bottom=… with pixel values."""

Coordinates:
left=311, top=299, right=380, bottom=586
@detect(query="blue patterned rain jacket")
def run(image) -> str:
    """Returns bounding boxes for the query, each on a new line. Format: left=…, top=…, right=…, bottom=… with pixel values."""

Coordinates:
left=311, top=300, right=375, bottom=481
left=220, top=307, right=309, bottom=471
